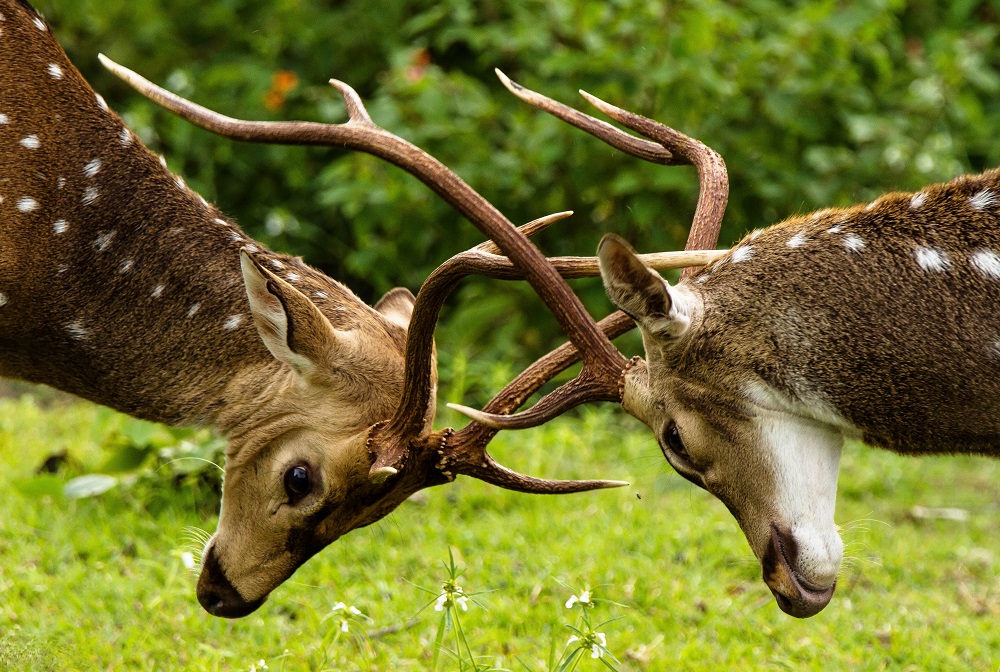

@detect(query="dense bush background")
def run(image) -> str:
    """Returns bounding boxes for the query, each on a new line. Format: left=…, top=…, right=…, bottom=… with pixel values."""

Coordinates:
left=32, top=0, right=1000, bottom=399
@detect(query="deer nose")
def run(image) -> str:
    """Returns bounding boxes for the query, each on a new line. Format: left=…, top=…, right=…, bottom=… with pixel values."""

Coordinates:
left=197, top=546, right=266, bottom=618
left=761, top=525, right=836, bottom=618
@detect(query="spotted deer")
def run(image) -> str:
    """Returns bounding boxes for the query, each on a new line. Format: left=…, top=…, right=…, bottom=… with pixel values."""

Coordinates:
left=450, top=80, right=1000, bottom=618
left=2, top=0, right=723, bottom=618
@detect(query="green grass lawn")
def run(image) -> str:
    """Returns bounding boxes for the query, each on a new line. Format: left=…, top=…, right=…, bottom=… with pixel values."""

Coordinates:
left=0, top=393, right=998, bottom=671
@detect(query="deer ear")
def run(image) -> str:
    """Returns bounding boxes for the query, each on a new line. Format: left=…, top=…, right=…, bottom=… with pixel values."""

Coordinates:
left=374, top=287, right=416, bottom=330
left=598, top=234, right=692, bottom=338
left=240, top=250, right=345, bottom=378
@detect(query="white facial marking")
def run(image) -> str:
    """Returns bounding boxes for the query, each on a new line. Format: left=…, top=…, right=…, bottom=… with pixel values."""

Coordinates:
left=33, top=16, right=46, bottom=31
left=96, top=94, right=109, bottom=112
left=84, top=159, right=102, bottom=178
left=119, top=259, right=134, bottom=274
left=223, top=314, right=244, bottom=330
left=17, top=197, right=38, bottom=212
left=66, top=321, right=90, bottom=340
left=94, top=231, right=116, bottom=252
left=969, top=188, right=998, bottom=210
left=786, top=232, right=808, bottom=249
left=120, top=128, right=133, bottom=146
left=151, top=284, right=165, bottom=298
left=48, top=63, right=63, bottom=80
left=731, top=245, right=753, bottom=263
left=53, top=220, right=68, bottom=234
left=20, top=135, right=40, bottom=150
left=826, top=224, right=844, bottom=234
left=842, top=234, right=865, bottom=252
left=186, top=302, right=202, bottom=318
left=914, top=246, right=950, bottom=272
left=0, top=292, right=9, bottom=307
left=286, top=273, right=300, bottom=282
left=269, top=259, right=286, bottom=270
left=971, top=249, right=1000, bottom=279
left=82, top=187, right=99, bottom=205
left=909, top=192, right=927, bottom=209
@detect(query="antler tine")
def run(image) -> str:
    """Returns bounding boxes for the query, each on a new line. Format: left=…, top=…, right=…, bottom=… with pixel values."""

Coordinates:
left=447, top=450, right=628, bottom=494
left=496, top=70, right=728, bottom=265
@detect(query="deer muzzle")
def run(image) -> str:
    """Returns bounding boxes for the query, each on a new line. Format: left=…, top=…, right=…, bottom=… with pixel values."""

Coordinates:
left=762, top=524, right=837, bottom=618
left=197, top=546, right=267, bottom=618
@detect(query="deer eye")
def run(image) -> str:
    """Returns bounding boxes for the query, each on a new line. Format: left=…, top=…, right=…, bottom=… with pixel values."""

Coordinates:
left=662, top=421, right=690, bottom=461
left=283, top=465, right=311, bottom=502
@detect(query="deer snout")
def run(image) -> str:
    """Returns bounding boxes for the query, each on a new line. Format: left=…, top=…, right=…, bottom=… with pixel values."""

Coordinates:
left=761, top=524, right=839, bottom=618
left=197, top=545, right=266, bottom=618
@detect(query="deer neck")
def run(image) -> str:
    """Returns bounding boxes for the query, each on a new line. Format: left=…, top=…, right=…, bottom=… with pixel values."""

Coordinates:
left=0, top=2, right=366, bottom=430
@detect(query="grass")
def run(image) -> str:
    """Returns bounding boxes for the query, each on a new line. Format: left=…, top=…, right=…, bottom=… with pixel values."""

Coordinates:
left=0, top=392, right=998, bottom=670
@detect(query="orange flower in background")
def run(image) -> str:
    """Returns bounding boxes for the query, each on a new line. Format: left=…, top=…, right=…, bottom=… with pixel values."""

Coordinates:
left=406, top=48, right=431, bottom=83
left=263, top=70, right=299, bottom=111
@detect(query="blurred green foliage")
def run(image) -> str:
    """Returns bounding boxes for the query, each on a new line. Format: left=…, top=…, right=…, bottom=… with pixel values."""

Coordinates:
left=32, top=0, right=1000, bottom=399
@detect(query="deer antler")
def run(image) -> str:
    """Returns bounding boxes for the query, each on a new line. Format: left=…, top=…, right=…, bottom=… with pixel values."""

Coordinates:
left=446, top=71, right=729, bottom=430
left=100, top=56, right=640, bottom=494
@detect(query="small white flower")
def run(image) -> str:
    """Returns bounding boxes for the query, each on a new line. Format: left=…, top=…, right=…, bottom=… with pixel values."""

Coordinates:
left=340, top=619, right=350, bottom=633
left=180, top=552, right=195, bottom=569
left=595, top=632, right=606, bottom=647
left=332, top=601, right=346, bottom=611
left=591, top=644, right=601, bottom=659
left=434, top=593, right=448, bottom=611
left=456, top=595, right=469, bottom=611
left=257, top=661, right=268, bottom=671
left=349, top=605, right=362, bottom=616
left=567, top=635, right=579, bottom=645
left=565, top=589, right=592, bottom=608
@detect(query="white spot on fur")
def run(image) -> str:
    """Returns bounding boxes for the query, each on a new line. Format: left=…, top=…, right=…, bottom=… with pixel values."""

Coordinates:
left=53, top=220, right=68, bottom=234
left=914, top=246, right=950, bottom=272
left=120, top=128, right=133, bottom=146
left=826, top=224, right=844, bottom=234
left=909, top=192, right=927, bottom=209
left=96, top=94, right=109, bottom=112
left=94, top=231, right=115, bottom=252
left=175, top=176, right=186, bottom=190
left=786, top=232, right=808, bottom=249
left=119, top=259, right=134, bottom=274
left=17, top=197, right=38, bottom=212
left=971, top=249, right=1000, bottom=279
left=286, top=273, right=300, bottom=282
left=151, top=284, right=165, bottom=298
left=269, top=259, right=286, bottom=270
left=864, top=200, right=878, bottom=212
left=56, top=177, right=66, bottom=189
left=731, top=246, right=753, bottom=263
left=33, top=17, right=46, bottom=31
left=159, top=156, right=168, bottom=169
left=198, top=195, right=208, bottom=207
left=969, top=188, right=998, bottom=210
left=314, top=291, right=328, bottom=300
left=214, top=218, right=227, bottom=226
left=842, top=234, right=865, bottom=252
left=223, top=314, right=244, bottom=330
left=228, top=232, right=243, bottom=243
left=0, top=292, right=9, bottom=307
left=66, top=321, right=90, bottom=340
left=749, top=229, right=763, bottom=240
left=82, top=187, right=99, bottom=205
left=0, top=114, right=8, bottom=124
left=20, top=135, right=40, bottom=149
left=48, top=63, right=63, bottom=80
left=186, top=303, right=201, bottom=318
left=84, top=159, right=102, bottom=178
left=243, top=244, right=258, bottom=254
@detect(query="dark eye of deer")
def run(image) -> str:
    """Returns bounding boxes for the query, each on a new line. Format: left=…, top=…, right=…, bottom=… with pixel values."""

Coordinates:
left=283, top=465, right=311, bottom=501
left=663, top=421, right=690, bottom=461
